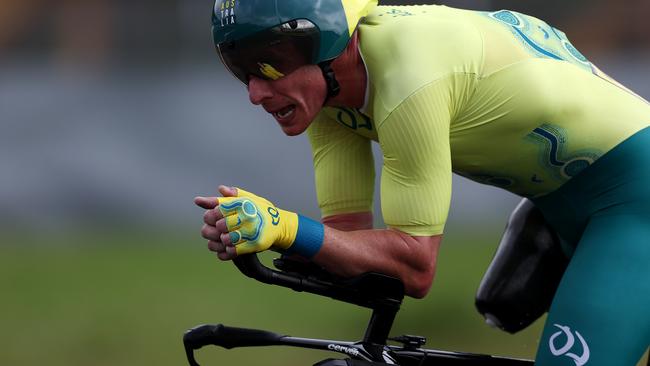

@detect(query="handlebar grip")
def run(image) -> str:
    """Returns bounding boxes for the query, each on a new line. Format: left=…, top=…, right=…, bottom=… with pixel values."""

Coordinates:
left=184, top=324, right=286, bottom=350
left=183, top=324, right=287, bottom=366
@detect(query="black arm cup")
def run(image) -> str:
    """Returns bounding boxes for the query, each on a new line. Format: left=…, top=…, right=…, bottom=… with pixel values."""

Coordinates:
left=475, top=199, right=569, bottom=333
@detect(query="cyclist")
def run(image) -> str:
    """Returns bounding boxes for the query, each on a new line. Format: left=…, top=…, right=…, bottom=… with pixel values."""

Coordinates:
left=195, top=1, right=650, bottom=365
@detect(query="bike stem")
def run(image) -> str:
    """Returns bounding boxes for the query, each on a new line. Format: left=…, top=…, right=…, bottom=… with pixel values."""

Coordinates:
left=364, top=307, right=398, bottom=345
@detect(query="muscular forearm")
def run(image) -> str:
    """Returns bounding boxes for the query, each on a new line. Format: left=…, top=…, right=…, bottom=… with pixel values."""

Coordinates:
left=197, top=191, right=441, bottom=298
left=313, top=226, right=441, bottom=298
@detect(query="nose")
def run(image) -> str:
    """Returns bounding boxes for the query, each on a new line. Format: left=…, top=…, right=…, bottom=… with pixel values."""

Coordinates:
left=248, top=76, right=274, bottom=105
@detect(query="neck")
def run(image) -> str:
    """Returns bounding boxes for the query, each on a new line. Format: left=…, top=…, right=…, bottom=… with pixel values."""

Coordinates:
left=324, top=31, right=367, bottom=109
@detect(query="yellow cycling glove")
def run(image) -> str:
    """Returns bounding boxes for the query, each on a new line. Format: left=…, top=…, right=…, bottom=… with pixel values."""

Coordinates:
left=217, top=188, right=324, bottom=258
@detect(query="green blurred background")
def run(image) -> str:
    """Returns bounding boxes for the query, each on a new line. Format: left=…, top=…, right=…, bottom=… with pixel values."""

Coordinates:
left=1, top=0, right=649, bottom=365
left=1, top=229, right=552, bottom=365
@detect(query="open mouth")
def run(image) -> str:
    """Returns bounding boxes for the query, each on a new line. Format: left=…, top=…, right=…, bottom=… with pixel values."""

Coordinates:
left=273, top=105, right=296, bottom=120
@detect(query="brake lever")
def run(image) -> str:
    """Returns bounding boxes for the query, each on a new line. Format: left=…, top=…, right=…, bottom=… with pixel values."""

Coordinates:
left=180, top=257, right=264, bottom=366
left=183, top=325, right=217, bottom=366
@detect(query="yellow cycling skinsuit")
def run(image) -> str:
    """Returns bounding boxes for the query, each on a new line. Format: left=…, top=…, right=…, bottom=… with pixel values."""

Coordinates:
left=307, top=5, right=650, bottom=366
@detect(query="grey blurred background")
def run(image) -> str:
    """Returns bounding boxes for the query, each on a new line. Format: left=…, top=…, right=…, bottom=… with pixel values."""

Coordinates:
left=1, top=2, right=649, bottom=365
left=1, top=0, right=649, bottom=233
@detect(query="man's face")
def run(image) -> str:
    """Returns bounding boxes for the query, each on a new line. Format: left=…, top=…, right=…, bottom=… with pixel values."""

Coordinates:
left=247, top=64, right=326, bottom=136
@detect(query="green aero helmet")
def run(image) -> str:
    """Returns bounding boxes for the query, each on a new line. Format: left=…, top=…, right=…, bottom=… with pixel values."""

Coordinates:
left=212, top=0, right=377, bottom=94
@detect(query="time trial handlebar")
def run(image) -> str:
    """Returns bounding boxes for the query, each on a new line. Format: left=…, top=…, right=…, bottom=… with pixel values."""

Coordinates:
left=232, top=253, right=404, bottom=310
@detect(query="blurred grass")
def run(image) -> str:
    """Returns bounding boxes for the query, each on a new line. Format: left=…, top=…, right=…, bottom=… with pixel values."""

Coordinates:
left=1, top=229, right=646, bottom=365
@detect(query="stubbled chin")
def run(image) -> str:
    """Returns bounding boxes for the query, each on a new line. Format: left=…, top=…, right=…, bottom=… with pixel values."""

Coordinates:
left=281, top=124, right=304, bottom=136
left=278, top=112, right=311, bottom=136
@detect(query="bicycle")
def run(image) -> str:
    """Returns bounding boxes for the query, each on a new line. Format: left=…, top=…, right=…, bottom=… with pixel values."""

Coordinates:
left=183, top=253, right=535, bottom=365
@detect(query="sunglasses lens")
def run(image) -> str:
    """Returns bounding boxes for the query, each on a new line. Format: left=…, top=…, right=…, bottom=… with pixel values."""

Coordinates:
left=216, top=19, right=320, bottom=85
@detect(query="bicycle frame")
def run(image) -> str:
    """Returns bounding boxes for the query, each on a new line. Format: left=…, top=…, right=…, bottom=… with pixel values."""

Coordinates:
left=183, top=254, right=534, bottom=366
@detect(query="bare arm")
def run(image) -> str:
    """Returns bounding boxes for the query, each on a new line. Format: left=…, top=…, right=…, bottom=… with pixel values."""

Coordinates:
left=317, top=212, right=442, bottom=299
left=196, top=191, right=441, bottom=299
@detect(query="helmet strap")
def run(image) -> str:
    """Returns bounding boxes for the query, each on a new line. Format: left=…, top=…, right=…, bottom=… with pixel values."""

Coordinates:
left=318, top=61, right=340, bottom=105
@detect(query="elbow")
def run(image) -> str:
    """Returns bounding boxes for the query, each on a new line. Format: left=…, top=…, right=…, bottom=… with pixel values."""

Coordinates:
left=401, top=234, right=442, bottom=299
left=405, top=263, right=436, bottom=299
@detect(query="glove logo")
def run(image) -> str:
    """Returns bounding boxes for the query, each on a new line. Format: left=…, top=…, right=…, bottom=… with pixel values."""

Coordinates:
left=548, top=324, right=590, bottom=366
left=267, top=207, right=280, bottom=225
left=220, top=199, right=264, bottom=242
